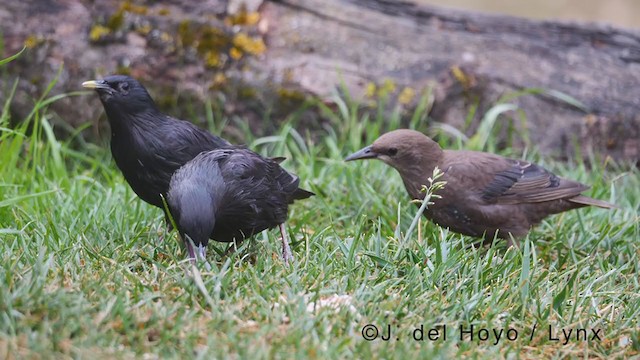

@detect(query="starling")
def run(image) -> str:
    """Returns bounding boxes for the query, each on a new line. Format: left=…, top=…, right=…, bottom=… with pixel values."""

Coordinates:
left=345, top=129, right=615, bottom=242
left=82, top=75, right=230, bottom=218
left=167, top=147, right=314, bottom=265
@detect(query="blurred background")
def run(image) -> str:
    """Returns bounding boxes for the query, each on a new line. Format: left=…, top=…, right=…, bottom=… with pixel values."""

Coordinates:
left=418, top=0, right=640, bottom=28
left=1, top=3, right=639, bottom=358
left=1, top=0, right=639, bottom=164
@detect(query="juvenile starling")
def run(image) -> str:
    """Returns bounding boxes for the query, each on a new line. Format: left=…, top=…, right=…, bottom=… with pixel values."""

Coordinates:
left=345, top=129, right=615, bottom=242
left=82, top=75, right=230, bottom=217
left=167, top=147, right=314, bottom=264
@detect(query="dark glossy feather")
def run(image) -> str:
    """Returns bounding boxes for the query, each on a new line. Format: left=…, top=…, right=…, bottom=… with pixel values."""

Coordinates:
left=86, top=75, right=230, bottom=209
left=167, top=147, right=314, bottom=247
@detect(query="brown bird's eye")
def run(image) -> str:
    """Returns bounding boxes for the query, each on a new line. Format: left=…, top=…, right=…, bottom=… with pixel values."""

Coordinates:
left=388, top=147, right=398, bottom=156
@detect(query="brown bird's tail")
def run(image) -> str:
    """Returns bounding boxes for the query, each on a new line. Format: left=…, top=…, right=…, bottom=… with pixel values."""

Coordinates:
left=569, top=195, right=618, bottom=209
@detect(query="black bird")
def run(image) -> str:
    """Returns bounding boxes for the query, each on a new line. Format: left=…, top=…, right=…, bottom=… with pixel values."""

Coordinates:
left=82, top=75, right=230, bottom=219
left=345, top=129, right=615, bottom=243
left=167, top=147, right=314, bottom=265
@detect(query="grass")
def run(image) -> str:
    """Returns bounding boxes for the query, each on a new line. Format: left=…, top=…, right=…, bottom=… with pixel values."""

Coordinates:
left=1, top=59, right=639, bottom=359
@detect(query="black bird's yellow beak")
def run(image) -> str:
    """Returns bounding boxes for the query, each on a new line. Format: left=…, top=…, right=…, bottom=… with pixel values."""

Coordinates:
left=345, top=145, right=378, bottom=161
left=82, top=80, right=110, bottom=90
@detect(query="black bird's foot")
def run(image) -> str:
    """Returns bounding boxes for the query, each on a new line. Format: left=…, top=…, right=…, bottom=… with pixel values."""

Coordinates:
left=223, top=239, right=245, bottom=257
left=197, top=244, right=212, bottom=271
left=184, top=236, right=211, bottom=271
left=279, top=223, right=294, bottom=265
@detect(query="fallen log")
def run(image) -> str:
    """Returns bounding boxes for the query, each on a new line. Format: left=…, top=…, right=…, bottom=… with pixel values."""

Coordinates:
left=1, top=0, right=638, bottom=163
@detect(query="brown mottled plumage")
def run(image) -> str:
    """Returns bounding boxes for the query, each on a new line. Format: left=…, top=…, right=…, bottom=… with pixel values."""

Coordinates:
left=345, top=129, right=615, bottom=242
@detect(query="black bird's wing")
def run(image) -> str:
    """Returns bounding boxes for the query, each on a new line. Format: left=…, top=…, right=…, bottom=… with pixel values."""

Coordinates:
left=151, top=116, right=230, bottom=169
left=131, top=116, right=230, bottom=207
left=224, top=149, right=305, bottom=199
left=199, top=148, right=310, bottom=241
left=221, top=149, right=313, bottom=202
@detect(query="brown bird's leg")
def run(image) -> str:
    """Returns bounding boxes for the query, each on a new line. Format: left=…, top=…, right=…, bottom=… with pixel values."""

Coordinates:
left=279, top=223, right=294, bottom=265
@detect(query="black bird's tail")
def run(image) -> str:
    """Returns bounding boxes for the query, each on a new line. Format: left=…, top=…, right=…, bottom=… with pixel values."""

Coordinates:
left=270, top=156, right=287, bottom=164
left=292, top=187, right=315, bottom=200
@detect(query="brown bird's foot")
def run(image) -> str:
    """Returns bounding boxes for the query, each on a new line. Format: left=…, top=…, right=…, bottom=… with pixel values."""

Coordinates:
left=279, top=223, right=294, bottom=265
left=505, top=236, right=516, bottom=248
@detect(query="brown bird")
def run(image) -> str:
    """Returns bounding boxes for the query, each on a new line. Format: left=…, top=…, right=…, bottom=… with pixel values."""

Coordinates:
left=345, top=129, right=615, bottom=243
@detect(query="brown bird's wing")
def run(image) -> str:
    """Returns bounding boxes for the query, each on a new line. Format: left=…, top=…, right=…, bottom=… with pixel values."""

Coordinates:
left=427, top=151, right=614, bottom=239
left=441, top=151, right=590, bottom=205
left=478, top=158, right=590, bottom=205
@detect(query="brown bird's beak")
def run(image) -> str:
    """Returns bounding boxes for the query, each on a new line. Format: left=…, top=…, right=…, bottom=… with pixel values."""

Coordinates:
left=345, top=145, right=379, bottom=161
left=81, top=80, right=110, bottom=90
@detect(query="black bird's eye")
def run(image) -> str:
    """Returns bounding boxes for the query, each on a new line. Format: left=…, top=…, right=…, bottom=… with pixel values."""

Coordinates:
left=388, top=147, right=398, bottom=156
left=119, top=82, right=130, bottom=92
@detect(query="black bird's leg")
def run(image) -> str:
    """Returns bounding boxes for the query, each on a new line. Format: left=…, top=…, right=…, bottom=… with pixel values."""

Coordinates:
left=185, top=237, right=197, bottom=264
left=182, top=235, right=212, bottom=270
left=279, top=223, right=294, bottom=265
